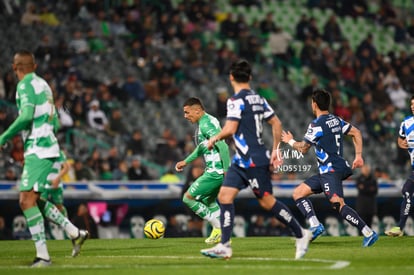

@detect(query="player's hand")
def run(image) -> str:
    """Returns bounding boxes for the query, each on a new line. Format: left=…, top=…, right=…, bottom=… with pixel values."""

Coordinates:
left=352, top=155, right=364, bottom=169
left=271, top=149, right=283, bottom=168
left=281, top=130, right=293, bottom=144
left=207, top=136, right=218, bottom=150
left=175, top=161, right=186, bottom=172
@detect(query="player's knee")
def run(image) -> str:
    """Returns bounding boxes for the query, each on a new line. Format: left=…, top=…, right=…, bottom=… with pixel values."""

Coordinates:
left=331, top=202, right=341, bottom=212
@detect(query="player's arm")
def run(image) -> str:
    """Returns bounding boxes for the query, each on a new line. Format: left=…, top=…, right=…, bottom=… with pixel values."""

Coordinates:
left=175, top=145, right=202, bottom=172
left=207, top=120, right=238, bottom=150
left=51, top=161, right=70, bottom=188
left=281, top=130, right=312, bottom=154
left=0, top=105, right=34, bottom=146
left=346, top=125, right=364, bottom=169
left=267, top=115, right=283, bottom=167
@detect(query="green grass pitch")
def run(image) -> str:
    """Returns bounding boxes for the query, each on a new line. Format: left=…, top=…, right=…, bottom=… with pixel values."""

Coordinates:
left=0, top=236, right=413, bottom=275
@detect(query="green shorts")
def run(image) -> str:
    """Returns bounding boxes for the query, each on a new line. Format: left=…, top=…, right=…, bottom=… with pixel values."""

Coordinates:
left=20, top=155, right=56, bottom=193
left=187, top=172, right=224, bottom=205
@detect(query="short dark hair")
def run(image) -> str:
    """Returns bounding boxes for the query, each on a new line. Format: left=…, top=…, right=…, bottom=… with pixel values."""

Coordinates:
left=312, top=89, right=331, bottom=111
left=14, top=50, right=35, bottom=62
left=183, top=97, right=204, bottom=110
left=229, top=59, right=251, bottom=83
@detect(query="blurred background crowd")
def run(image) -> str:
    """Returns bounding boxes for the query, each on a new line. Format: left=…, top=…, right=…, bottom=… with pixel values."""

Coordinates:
left=0, top=0, right=414, bottom=183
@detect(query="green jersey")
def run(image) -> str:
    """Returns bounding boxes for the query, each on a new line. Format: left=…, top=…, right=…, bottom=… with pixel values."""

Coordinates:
left=16, top=72, right=60, bottom=158
left=185, top=113, right=230, bottom=174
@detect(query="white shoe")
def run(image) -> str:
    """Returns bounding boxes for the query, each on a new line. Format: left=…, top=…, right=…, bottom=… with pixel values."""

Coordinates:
left=200, top=243, right=232, bottom=259
left=72, top=230, right=89, bottom=257
left=295, top=229, right=311, bottom=260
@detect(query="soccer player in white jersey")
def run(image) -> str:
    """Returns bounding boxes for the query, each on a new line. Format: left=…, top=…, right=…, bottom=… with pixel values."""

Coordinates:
left=385, top=96, right=414, bottom=237
left=201, top=59, right=311, bottom=260
left=0, top=50, right=88, bottom=267
left=281, top=89, right=378, bottom=247
left=175, top=97, right=230, bottom=244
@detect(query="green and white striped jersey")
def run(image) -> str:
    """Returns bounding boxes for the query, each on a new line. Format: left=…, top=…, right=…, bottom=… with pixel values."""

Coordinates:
left=17, top=72, right=60, bottom=158
left=186, top=113, right=230, bottom=175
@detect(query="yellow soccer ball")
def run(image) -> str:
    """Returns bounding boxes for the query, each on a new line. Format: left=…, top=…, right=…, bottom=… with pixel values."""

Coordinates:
left=144, top=219, right=165, bottom=239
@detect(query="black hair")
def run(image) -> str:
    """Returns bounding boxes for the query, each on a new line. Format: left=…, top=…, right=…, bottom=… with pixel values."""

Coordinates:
left=229, top=59, right=251, bottom=83
left=311, top=89, right=331, bottom=111
left=183, top=97, right=204, bottom=110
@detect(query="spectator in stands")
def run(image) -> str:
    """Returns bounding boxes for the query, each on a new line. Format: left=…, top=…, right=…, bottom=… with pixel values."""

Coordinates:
left=122, top=74, right=146, bottom=103
left=355, top=164, right=378, bottom=228
left=99, top=161, right=113, bottom=180
left=300, top=75, right=319, bottom=103
left=106, top=108, right=129, bottom=139
left=385, top=79, right=409, bottom=111
left=366, top=108, right=387, bottom=143
left=323, top=15, right=343, bottom=44
left=38, top=4, right=60, bottom=27
left=68, top=30, right=90, bottom=65
left=112, top=160, right=129, bottom=181
left=127, top=155, right=152, bottom=180
left=74, top=159, right=95, bottom=181
left=220, top=13, right=237, bottom=39
left=87, top=99, right=109, bottom=132
left=72, top=203, right=98, bottom=239
left=126, top=129, right=145, bottom=157
left=356, top=34, right=377, bottom=68
left=259, top=12, right=277, bottom=38
left=216, top=87, right=229, bottom=122
left=5, top=166, right=18, bottom=181
left=159, top=167, right=181, bottom=184
left=268, top=26, right=293, bottom=81
left=20, top=1, right=41, bottom=25
left=295, top=14, right=309, bottom=41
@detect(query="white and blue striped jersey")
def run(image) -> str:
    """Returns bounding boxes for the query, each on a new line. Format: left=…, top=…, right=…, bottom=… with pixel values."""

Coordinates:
left=303, top=113, right=351, bottom=174
left=226, top=89, right=275, bottom=168
left=399, top=115, right=414, bottom=170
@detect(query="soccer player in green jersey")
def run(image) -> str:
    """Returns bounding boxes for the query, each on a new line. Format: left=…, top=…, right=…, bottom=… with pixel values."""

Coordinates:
left=175, top=97, right=230, bottom=244
left=0, top=50, right=88, bottom=267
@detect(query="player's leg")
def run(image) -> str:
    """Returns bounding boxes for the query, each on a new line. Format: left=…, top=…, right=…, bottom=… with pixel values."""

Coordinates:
left=182, top=172, right=223, bottom=243
left=255, top=166, right=311, bottom=259
left=387, top=178, right=414, bottom=236
left=326, top=174, right=378, bottom=247
left=201, top=166, right=240, bottom=259
left=293, top=175, right=325, bottom=241
left=20, top=156, right=51, bottom=266
left=33, top=157, right=88, bottom=256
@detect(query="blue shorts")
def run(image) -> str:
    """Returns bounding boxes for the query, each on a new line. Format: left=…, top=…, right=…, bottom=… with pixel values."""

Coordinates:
left=304, top=171, right=351, bottom=200
left=223, top=164, right=272, bottom=199
left=402, top=172, right=414, bottom=196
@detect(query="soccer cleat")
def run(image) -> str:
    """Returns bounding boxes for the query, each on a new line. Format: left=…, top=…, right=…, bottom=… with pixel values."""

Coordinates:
left=31, top=257, right=51, bottom=267
left=384, top=227, right=403, bottom=237
left=72, top=229, right=89, bottom=257
left=362, top=231, right=379, bottom=247
left=310, top=224, right=325, bottom=242
left=200, top=243, right=232, bottom=259
left=295, top=229, right=311, bottom=260
left=205, top=228, right=221, bottom=244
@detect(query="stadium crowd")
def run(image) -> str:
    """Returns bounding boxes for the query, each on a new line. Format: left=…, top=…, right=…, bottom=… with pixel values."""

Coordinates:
left=0, top=0, right=413, bottom=182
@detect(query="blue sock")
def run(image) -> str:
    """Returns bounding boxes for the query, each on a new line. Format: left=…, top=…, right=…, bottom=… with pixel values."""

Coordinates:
left=295, top=198, right=316, bottom=220
left=340, top=205, right=367, bottom=231
left=220, top=203, right=234, bottom=245
left=398, top=191, right=411, bottom=229
left=271, top=200, right=303, bottom=238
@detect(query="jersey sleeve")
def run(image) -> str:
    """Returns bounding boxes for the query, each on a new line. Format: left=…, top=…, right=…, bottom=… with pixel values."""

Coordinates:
left=226, top=98, right=243, bottom=121
left=303, top=122, right=323, bottom=145
left=399, top=121, right=406, bottom=139
left=263, top=98, right=275, bottom=121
